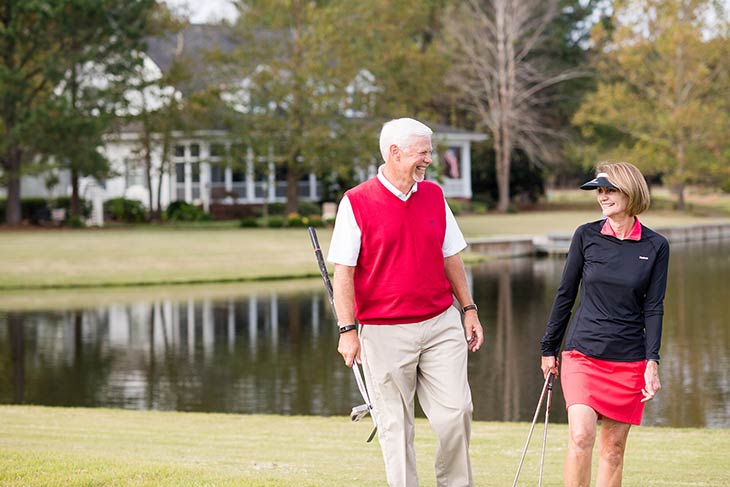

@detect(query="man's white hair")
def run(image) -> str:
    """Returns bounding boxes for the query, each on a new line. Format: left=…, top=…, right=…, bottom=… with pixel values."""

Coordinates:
left=379, top=118, right=433, bottom=163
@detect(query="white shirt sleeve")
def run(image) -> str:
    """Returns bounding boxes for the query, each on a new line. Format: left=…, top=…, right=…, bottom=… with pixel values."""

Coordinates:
left=443, top=200, right=468, bottom=257
left=326, top=195, right=361, bottom=266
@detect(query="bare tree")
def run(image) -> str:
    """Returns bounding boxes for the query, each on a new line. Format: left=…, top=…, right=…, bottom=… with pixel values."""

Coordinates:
left=444, top=0, right=585, bottom=211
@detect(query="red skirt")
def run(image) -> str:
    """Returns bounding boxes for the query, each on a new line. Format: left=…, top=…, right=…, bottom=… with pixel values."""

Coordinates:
left=561, top=350, right=647, bottom=425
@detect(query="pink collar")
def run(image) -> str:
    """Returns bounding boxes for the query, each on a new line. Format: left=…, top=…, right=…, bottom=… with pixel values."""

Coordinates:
left=601, top=217, right=642, bottom=241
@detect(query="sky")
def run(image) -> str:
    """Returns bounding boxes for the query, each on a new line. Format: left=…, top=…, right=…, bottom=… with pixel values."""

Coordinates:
left=163, top=0, right=238, bottom=24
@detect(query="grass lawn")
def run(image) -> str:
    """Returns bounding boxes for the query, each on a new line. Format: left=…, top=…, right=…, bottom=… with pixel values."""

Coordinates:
left=1, top=406, right=728, bottom=486
left=1, top=193, right=729, bottom=290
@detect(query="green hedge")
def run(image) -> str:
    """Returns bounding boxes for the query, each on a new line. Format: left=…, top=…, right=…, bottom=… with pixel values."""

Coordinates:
left=104, top=197, right=146, bottom=223
left=0, top=197, right=90, bottom=224
left=165, top=201, right=212, bottom=222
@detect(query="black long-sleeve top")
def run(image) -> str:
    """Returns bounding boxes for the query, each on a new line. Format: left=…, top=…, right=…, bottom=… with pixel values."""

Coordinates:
left=541, top=220, right=670, bottom=362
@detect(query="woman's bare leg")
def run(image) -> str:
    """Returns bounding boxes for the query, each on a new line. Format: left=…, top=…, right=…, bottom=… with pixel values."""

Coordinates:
left=595, top=418, right=631, bottom=487
left=565, top=404, right=598, bottom=487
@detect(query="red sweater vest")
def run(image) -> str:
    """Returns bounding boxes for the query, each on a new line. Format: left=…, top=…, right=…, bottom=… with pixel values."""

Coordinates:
left=347, top=178, right=453, bottom=324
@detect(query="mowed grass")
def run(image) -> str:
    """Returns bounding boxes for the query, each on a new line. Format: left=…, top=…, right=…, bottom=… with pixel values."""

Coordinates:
left=0, top=227, right=326, bottom=290
left=0, top=406, right=728, bottom=487
left=1, top=200, right=729, bottom=290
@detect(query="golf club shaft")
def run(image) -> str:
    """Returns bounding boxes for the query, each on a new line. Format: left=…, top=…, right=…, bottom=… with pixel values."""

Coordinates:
left=308, top=227, right=337, bottom=317
left=308, top=227, right=378, bottom=440
left=538, top=374, right=554, bottom=487
left=511, top=373, right=552, bottom=487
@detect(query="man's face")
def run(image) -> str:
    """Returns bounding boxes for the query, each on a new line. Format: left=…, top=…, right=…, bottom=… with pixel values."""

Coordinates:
left=397, top=137, right=433, bottom=183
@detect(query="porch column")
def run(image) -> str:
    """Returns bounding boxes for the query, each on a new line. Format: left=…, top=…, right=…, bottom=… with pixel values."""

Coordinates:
left=246, top=148, right=255, bottom=203
left=267, top=162, right=275, bottom=203
left=462, top=142, right=473, bottom=199
left=201, top=162, right=210, bottom=213
left=309, top=173, right=317, bottom=199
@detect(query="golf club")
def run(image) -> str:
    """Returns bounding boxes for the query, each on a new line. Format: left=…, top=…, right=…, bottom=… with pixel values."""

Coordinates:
left=538, top=373, right=554, bottom=487
left=308, top=226, right=379, bottom=443
left=511, top=372, right=555, bottom=487
left=350, top=403, right=370, bottom=422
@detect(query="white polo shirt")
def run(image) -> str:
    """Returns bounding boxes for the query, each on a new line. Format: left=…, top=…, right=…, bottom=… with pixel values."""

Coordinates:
left=327, top=165, right=468, bottom=266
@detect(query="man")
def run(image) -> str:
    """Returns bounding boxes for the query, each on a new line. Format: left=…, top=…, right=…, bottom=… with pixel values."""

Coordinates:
left=328, top=118, right=484, bottom=487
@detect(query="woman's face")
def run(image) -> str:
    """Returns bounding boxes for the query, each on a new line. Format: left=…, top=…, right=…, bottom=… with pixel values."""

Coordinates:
left=597, top=186, right=630, bottom=219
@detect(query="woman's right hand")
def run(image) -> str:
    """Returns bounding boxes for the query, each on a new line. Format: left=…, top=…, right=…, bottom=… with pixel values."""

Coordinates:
left=541, top=355, right=559, bottom=379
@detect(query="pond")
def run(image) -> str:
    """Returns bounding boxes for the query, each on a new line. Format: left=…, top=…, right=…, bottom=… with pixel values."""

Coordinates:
left=1, top=239, right=728, bottom=427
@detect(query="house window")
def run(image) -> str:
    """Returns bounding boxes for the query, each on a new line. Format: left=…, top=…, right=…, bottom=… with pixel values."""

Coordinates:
left=190, top=143, right=200, bottom=158
left=175, top=162, right=185, bottom=201
left=124, top=158, right=145, bottom=187
left=174, top=145, right=185, bottom=158
left=191, top=163, right=200, bottom=200
left=210, top=164, right=225, bottom=183
left=175, top=163, right=185, bottom=183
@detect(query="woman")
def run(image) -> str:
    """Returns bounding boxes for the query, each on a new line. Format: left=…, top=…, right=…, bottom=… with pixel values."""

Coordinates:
left=540, top=162, right=669, bottom=487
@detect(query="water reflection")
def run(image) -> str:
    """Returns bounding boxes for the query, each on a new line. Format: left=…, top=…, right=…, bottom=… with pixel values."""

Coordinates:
left=1, top=240, right=728, bottom=427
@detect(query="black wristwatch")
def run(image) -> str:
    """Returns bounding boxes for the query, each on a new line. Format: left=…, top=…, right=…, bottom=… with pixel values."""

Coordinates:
left=338, top=324, right=357, bottom=334
left=462, top=304, right=478, bottom=313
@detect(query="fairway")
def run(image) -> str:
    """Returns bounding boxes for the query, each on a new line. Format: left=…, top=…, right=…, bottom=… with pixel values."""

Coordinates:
left=0, top=406, right=728, bottom=486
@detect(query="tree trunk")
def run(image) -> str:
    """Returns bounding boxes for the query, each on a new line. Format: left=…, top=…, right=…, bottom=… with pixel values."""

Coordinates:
left=496, top=129, right=511, bottom=212
left=673, top=183, right=686, bottom=211
left=154, top=137, right=169, bottom=222
left=495, top=0, right=513, bottom=213
left=144, top=137, right=154, bottom=219
left=3, top=148, right=23, bottom=225
left=675, top=142, right=687, bottom=211
left=71, top=166, right=81, bottom=218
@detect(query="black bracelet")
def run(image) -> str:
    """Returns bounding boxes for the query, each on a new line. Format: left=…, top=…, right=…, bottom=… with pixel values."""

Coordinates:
left=462, top=304, right=478, bottom=313
left=338, top=324, right=357, bottom=334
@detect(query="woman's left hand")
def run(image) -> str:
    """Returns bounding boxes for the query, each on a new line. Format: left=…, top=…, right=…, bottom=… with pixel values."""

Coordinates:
left=641, top=360, right=661, bottom=402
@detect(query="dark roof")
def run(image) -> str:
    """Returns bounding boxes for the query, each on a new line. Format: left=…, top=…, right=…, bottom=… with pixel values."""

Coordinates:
left=145, top=24, right=237, bottom=74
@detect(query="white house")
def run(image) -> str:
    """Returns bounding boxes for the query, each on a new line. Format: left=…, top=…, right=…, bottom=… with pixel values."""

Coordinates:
left=10, top=24, right=487, bottom=216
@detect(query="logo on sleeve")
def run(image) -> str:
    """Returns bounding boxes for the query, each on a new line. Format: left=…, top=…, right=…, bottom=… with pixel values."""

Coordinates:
left=639, top=256, right=649, bottom=260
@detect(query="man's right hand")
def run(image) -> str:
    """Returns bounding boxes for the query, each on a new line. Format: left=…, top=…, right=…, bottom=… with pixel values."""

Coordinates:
left=337, top=331, right=361, bottom=367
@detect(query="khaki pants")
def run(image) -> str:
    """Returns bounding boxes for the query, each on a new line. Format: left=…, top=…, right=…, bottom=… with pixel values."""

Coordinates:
left=360, top=306, right=473, bottom=487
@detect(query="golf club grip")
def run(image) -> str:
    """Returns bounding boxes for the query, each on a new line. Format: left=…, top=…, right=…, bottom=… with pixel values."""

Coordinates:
left=308, top=227, right=338, bottom=318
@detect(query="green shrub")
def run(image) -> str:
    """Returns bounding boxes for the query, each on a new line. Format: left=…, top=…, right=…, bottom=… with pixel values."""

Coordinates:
left=297, top=201, right=321, bottom=217
left=265, top=216, right=285, bottom=228
left=66, top=215, right=86, bottom=228
left=447, top=199, right=464, bottom=216
left=239, top=217, right=260, bottom=228
left=0, top=197, right=55, bottom=224
left=55, top=196, right=91, bottom=219
left=471, top=201, right=489, bottom=214
left=287, top=213, right=307, bottom=228
left=165, top=201, right=211, bottom=222
left=306, top=215, right=325, bottom=228
left=104, top=197, right=146, bottom=223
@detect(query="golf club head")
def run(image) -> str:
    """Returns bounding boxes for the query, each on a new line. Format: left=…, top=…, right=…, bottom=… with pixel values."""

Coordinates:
left=366, top=425, right=378, bottom=443
left=350, top=403, right=370, bottom=422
